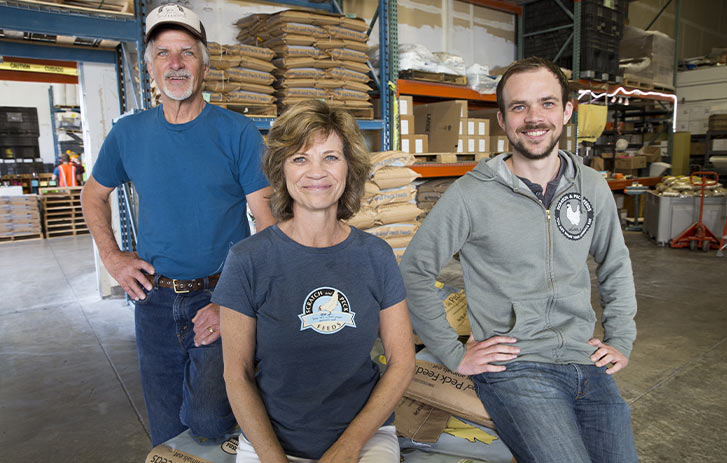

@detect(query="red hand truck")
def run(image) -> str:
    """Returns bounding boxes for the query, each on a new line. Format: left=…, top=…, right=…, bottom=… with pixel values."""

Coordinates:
left=670, top=172, right=721, bottom=252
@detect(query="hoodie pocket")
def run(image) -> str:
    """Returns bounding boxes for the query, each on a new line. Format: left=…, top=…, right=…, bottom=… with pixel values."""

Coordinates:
left=493, top=298, right=552, bottom=342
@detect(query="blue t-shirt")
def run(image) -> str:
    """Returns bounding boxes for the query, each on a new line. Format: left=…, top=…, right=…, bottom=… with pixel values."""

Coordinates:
left=212, top=225, right=406, bottom=459
left=92, top=104, right=268, bottom=279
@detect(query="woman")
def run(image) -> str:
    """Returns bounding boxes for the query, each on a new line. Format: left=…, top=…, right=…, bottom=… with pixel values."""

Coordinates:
left=213, top=100, right=415, bottom=462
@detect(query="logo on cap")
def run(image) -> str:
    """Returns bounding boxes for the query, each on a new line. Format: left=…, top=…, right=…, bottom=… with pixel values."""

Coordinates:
left=145, top=3, right=206, bottom=45
left=156, top=4, right=186, bottom=19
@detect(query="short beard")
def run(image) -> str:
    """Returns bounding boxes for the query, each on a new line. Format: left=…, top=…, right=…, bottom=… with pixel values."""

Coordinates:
left=510, top=124, right=560, bottom=160
left=161, top=70, right=195, bottom=101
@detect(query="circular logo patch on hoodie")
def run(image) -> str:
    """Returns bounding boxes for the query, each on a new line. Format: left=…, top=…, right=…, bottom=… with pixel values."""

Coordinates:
left=554, top=192, right=594, bottom=240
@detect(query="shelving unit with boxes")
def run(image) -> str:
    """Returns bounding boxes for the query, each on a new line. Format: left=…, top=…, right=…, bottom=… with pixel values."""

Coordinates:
left=0, top=106, right=45, bottom=178
left=50, top=84, right=84, bottom=167
left=39, top=186, right=89, bottom=238
left=0, top=194, right=42, bottom=243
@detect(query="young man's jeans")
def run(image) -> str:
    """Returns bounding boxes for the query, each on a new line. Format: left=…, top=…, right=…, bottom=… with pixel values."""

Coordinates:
left=473, top=361, right=638, bottom=463
left=134, top=283, right=235, bottom=446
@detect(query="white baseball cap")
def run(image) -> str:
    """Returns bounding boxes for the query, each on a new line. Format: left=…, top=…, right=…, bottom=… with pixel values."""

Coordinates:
left=145, top=3, right=207, bottom=45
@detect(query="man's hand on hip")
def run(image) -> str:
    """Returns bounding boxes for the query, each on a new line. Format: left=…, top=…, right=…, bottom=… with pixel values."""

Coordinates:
left=456, top=333, right=520, bottom=376
left=104, top=251, right=154, bottom=301
left=589, top=338, right=628, bottom=374
left=192, top=303, right=221, bottom=347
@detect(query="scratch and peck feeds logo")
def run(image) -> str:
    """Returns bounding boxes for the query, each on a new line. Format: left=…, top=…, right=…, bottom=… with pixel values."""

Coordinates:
left=299, top=287, right=355, bottom=334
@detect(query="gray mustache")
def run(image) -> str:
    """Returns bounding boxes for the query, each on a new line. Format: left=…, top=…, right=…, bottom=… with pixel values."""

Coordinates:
left=164, top=71, right=192, bottom=79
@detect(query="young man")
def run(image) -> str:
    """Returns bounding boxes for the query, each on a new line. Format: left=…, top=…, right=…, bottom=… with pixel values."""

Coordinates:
left=400, top=57, right=638, bottom=462
left=81, top=4, right=274, bottom=446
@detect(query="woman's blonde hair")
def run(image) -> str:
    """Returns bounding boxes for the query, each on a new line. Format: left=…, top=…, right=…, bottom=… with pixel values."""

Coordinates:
left=264, top=100, right=370, bottom=221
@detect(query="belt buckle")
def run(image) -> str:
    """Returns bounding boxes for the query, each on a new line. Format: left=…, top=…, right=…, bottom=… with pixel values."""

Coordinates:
left=172, top=279, right=190, bottom=294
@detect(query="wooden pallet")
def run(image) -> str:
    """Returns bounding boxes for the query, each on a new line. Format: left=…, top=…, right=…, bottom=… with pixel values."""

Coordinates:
left=623, top=77, right=653, bottom=90
left=40, top=187, right=87, bottom=238
left=46, top=227, right=90, bottom=238
left=0, top=232, right=44, bottom=244
left=652, top=82, right=675, bottom=92
left=399, top=70, right=467, bottom=86
left=623, top=75, right=675, bottom=93
left=14, top=0, right=133, bottom=15
left=413, top=152, right=490, bottom=163
left=213, top=103, right=277, bottom=117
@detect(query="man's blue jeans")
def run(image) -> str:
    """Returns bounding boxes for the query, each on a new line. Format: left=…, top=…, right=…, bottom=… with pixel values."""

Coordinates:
left=134, top=283, right=235, bottom=446
left=473, top=361, right=638, bottom=463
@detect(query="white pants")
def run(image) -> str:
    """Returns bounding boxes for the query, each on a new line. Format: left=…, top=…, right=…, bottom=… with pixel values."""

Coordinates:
left=235, top=425, right=399, bottom=463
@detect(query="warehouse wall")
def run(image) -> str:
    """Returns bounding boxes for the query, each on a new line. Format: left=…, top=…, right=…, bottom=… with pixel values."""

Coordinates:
left=628, top=0, right=727, bottom=59
left=347, top=0, right=516, bottom=70
left=0, top=81, right=55, bottom=164
left=156, top=0, right=516, bottom=71
left=156, top=0, right=283, bottom=45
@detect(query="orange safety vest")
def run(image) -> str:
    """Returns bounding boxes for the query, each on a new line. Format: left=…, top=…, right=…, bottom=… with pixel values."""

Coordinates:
left=57, top=163, right=78, bottom=187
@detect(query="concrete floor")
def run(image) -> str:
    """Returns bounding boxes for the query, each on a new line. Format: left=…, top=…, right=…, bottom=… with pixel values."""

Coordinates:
left=1, top=233, right=725, bottom=462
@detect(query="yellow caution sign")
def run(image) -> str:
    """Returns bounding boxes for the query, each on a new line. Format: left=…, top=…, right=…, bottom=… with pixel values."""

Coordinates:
left=0, top=61, right=78, bottom=76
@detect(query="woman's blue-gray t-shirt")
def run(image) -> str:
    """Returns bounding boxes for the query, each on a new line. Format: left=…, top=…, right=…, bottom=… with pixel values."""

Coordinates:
left=212, top=225, right=405, bottom=459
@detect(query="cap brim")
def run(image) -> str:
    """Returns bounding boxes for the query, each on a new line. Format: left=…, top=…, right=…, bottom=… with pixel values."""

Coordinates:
left=146, top=23, right=207, bottom=46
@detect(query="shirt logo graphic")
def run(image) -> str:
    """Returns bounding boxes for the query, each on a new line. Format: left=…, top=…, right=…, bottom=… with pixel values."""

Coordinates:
left=554, top=192, right=594, bottom=241
left=299, top=287, right=355, bottom=334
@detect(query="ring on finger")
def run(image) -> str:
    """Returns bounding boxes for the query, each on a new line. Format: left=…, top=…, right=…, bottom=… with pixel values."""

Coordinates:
left=208, top=327, right=215, bottom=334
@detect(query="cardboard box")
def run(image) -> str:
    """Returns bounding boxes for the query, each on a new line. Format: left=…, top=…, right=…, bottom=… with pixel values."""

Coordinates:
left=457, top=136, right=477, bottom=153
left=399, top=115, right=414, bottom=136
left=468, top=108, right=503, bottom=136
left=460, top=118, right=489, bottom=137
left=615, top=155, right=647, bottom=170
left=639, top=145, right=662, bottom=162
left=453, top=100, right=468, bottom=118
left=401, top=134, right=428, bottom=154
left=591, top=156, right=605, bottom=171
left=712, top=139, right=727, bottom=151
left=559, top=137, right=576, bottom=152
left=404, top=360, right=494, bottom=429
left=690, top=142, right=707, bottom=155
left=399, top=95, right=414, bottom=116
left=475, top=136, right=488, bottom=153
left=563, top=123, right=575, bottom=138
left=472, top=118, right=489, bottom=137
left=490, top=135, right=510, bottom=153
left=414, top=101, right=461, bottom=153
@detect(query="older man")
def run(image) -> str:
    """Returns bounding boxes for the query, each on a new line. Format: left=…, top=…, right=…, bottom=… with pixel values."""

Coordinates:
left=401, top=57, right=638, bottom=462
left=82, top=4, right=274, bottom=446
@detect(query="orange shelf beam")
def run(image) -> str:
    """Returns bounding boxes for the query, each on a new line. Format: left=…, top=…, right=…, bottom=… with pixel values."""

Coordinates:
left=398, top=79, right=498, bottom=102
left=410, top=162, right=478, bottom=178
left=459, top=0, right=521, bottom=14
left=412, top=162, right=663, bottom=186
left=607, top=177, right=662, bottom=190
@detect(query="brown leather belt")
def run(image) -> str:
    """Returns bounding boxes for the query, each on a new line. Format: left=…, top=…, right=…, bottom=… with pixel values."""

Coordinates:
left=146, top=273, right=220, bottom=294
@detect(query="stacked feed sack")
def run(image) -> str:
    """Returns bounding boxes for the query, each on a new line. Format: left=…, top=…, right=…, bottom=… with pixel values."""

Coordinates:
left=235, top=9, right=373, bottom=117
left=347, top=151, right=423, bottom=261
left=204, top=42, right=276, bottom=107
left=415, top=178, right=457, bottom=216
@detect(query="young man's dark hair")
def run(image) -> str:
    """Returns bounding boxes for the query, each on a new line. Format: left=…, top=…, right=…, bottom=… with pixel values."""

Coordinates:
left=496, top=56, right=570, bottom=114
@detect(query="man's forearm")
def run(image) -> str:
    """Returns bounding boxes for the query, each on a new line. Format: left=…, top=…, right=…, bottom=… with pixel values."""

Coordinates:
left=81, top=186, right=121, bottom=261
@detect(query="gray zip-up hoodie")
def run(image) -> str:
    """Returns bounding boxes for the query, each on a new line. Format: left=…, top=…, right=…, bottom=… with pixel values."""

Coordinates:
left=400, top=151, right=637, bottom=372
